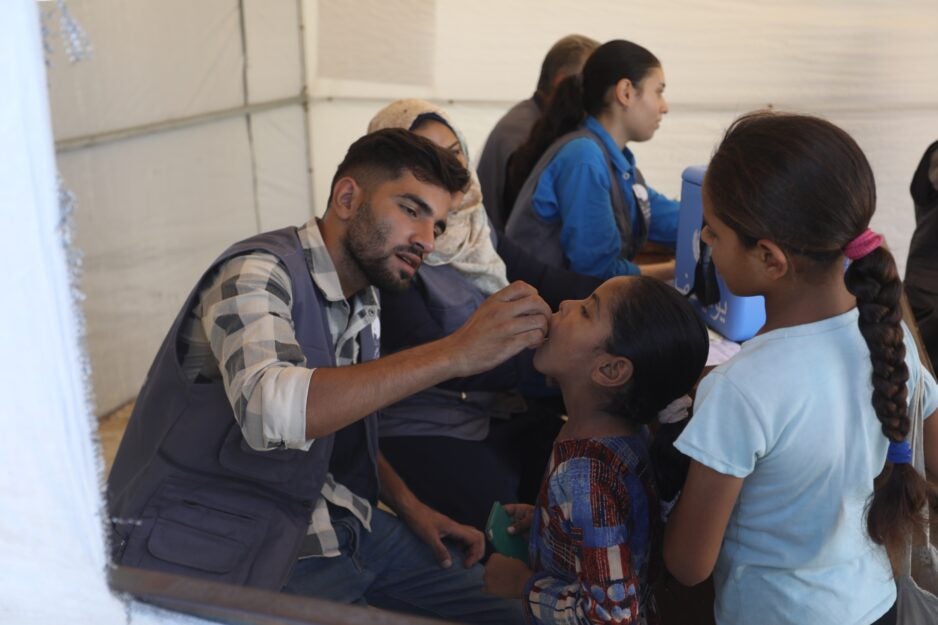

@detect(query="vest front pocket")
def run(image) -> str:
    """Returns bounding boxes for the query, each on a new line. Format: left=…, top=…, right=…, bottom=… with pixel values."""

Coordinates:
left=120, top=478, right=270, bottom=586
left=147, top=516, right=249, bottom=575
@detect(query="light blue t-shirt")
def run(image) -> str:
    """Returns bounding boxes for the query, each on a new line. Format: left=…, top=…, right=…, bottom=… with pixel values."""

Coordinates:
left=676, top=308, right=938, bottom=625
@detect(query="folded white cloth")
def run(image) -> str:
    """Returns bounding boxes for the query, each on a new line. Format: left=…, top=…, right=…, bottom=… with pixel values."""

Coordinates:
left=657, top=394, right=692, bottom=424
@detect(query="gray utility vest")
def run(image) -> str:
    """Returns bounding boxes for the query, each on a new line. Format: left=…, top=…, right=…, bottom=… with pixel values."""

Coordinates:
left=379, top=261, right=525, bottom=441
left=107, top=227, right=379, bottom=590
left=505, top=128, right=651, bottom=269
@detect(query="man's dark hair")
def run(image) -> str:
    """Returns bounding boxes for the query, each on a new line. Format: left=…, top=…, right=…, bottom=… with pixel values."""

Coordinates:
left=327, top=128, right=469, bottom=207
left=536, top=34, right=600, bottom=95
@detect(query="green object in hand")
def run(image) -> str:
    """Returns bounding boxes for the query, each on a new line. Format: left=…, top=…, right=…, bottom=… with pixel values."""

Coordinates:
left=485, top=501, right=530, bottom=565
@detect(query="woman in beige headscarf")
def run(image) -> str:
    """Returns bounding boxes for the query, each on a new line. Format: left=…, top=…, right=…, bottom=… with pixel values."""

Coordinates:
left=368, top=99, right=508, bottom=295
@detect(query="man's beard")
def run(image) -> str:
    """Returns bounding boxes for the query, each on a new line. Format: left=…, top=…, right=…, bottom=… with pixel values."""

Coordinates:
left=344, top=201, right=423, bottom=292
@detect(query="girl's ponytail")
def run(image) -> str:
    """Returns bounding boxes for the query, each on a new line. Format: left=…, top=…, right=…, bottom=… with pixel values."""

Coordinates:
left=504, top=74, right=585, bottom=211
left=503, top=39, right=661, bottom=215
left=845, top=244, right=936, bottom=555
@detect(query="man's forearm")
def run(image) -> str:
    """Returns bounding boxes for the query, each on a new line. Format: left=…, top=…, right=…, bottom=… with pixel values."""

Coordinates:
left=305, top=280, right=550, bottom=440
left=305, top=334, right=459, bottom=439
left=376, top=452, right=419, bottom=516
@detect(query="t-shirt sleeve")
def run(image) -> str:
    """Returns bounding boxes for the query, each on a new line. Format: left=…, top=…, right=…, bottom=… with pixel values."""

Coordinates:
left=675, top=371, right=767, bottom=478
left=914, top=351, right=938, bottom=419
left=922, top=367, right=938, bottom=418
left=903, top=324, right=938, bottom=418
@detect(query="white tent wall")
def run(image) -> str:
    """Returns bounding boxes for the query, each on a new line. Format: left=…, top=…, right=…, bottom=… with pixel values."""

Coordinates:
left=47, top=0, right=938, bottom=417
left=1, top=1, right=216, bottom=622
left=305, top=0, right=938, bottom=274
left=49, top=0, right=313, bottom=416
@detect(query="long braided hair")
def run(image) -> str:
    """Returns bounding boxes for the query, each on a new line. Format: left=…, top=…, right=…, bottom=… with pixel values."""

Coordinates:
left=704, top=111, right=935, bottom=554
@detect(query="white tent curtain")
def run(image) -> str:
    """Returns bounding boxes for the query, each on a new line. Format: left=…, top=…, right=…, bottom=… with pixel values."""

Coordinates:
left=48, top=0, right=313, bottom=416
left=0, top=1, right=203, bottom=622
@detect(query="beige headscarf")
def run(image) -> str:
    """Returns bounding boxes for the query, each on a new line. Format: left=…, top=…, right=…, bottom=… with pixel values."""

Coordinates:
left=367, top=99, right=509, bottom=295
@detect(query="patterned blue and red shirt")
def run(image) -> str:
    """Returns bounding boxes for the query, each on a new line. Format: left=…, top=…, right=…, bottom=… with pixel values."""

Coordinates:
left=524, top=433, right=661, bottom=625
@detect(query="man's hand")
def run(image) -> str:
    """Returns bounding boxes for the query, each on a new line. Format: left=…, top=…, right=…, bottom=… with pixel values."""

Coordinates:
left=400, top=501, right=485, bottom=569
left=503, top=503, right=535, bottom=537
left=306, top=281, right=550, bottom=439
left=483, top=553, right=532, bottom=599
left=446, top=281, right=550, bottom=378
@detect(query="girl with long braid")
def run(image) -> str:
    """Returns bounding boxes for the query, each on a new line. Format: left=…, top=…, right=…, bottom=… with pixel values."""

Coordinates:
left=663, top=112, right=938, bottom=625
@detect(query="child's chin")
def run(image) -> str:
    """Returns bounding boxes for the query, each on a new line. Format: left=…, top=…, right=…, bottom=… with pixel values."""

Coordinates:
left=531, top=348, right=553, bottom=378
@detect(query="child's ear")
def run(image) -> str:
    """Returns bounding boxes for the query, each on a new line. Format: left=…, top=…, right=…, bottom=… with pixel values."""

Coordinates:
left=754, top=239, right=790, bottom=281
left=591, top=355, right=634, bottom=388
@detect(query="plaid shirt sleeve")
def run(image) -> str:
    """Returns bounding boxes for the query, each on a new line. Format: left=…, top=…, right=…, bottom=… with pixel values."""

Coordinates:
left=524, top=456, right=643, bottom=625
left=198, top=252, right=314, bottom=451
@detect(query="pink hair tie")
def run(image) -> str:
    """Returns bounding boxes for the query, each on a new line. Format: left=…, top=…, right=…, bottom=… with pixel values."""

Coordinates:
left=843, top=228, right=883, bottom=260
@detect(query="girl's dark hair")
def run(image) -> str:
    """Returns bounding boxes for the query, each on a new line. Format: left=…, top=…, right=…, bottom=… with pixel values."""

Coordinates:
left=503, top=40, right=660, bottom=212
left=602, top=277, right=708, bottom=501
left=604, top=277, right=709, bottom=423
left=704, top=110, right=936, bottom=554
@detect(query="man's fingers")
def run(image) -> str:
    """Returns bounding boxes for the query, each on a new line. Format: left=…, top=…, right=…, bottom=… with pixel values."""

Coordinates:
left=507, top=326, right=549, bottom=349
left=494, top=329, right=548, bottom=360
left=496, top=292, right=551, bottom=320
left=423, top=531, right=452, bottom=569
left=463, top=535, right=484, bottom=568
left=449, top=524, right=485, bottom=568
left=492, top=280, right=538, bottom=302
left=488, top=284, right=552, bottom=320
left=439, top=521, right=484, bottom=568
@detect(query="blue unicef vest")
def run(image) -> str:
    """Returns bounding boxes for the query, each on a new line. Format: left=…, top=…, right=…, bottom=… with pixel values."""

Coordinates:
left=107, top=227, right=379, bottom=590
left=505, top=128, right=650, bottom=269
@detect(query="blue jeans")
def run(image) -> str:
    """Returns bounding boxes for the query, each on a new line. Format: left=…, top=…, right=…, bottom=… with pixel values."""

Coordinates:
left=283, top=509, right=525, bottom=624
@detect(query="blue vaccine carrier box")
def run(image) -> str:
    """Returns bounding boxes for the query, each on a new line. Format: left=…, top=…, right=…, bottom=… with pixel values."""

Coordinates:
left=674, top=165, right=765, bottom=342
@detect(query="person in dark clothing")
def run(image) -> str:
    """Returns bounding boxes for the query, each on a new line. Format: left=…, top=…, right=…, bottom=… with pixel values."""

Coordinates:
left=476, top=34, right=598, bottom=232
left=907, top=139, right=938, bottom=369
left=368, top=100, right=602, bottom=531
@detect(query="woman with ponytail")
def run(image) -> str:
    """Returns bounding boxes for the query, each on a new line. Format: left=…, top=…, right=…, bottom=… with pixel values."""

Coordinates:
left=504, top=40, right=679, bottom=281
left=663, top=111, right=938, bottom=625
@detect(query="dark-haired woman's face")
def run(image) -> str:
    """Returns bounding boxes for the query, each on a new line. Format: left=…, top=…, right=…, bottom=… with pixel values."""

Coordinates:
left=412, top=119, right=467, bottom=167
left=623, top=66, right=668, bottom=143
left=534, top=277, right=630, bottom=380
